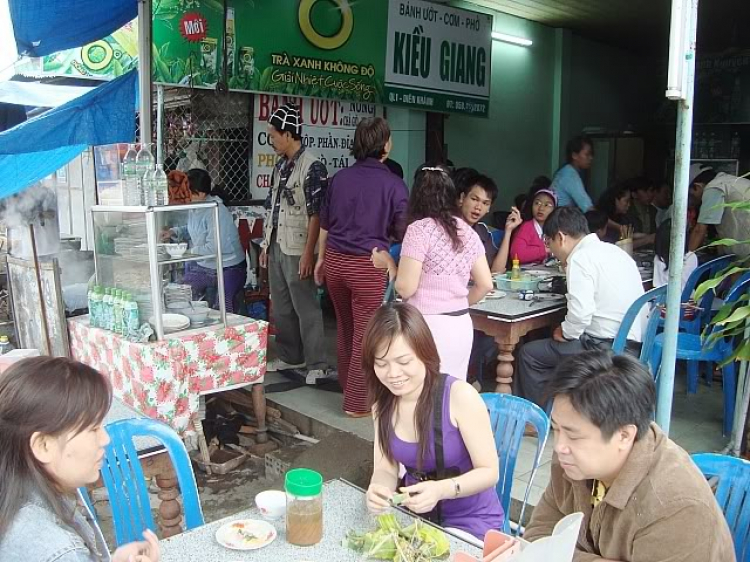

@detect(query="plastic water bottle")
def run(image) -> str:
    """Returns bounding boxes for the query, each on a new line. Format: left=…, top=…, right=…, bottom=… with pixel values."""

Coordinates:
left=122, top=144, right=139, bottom=205
left=102, top=288, right=113, bottom=331
left=153, top=165, right=169, bottom=206
left=136, top=143, right=155, bottom=205
left=124, top=293, right=140, bottom=337
left=113, top=289, right=124, bottom=335
left=88, top=286, right=100, bottom=328
left=0, top=335, right=13, bottom=355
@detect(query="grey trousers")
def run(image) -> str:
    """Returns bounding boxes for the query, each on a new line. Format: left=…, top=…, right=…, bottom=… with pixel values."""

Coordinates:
left=268, top=241, right=327, bottom=369
left=514, top=338, right=588, bottom=409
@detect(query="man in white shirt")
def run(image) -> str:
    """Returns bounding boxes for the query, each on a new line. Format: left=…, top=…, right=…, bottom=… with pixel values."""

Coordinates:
left=515, top=207, right=646, bottom=408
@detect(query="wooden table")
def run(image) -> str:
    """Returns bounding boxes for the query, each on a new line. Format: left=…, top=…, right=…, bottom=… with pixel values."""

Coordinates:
left=97, top=399, right=185, bottom=538
left=159, top=479, right=482, bottom=561
left=473, top=258, right=655, bottom=394
left=471, top=294, right=566, bottom=394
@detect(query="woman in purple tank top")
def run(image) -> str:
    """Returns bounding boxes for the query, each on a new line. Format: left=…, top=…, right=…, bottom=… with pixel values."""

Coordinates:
left=361, top=303, right=504, bottom=540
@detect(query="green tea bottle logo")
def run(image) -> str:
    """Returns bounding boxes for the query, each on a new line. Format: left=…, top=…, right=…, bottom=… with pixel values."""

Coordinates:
left=298, top=0, right=353, bottom=50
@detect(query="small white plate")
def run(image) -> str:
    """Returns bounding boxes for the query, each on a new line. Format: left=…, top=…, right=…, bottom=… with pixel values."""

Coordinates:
left=215, top=519, right=277, bottom=551
left=524, top=269, right=553, bottom=277
left=486, top=290, right=507, bottom=299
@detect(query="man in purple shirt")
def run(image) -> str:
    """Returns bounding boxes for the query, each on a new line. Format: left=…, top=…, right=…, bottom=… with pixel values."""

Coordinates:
left=315, top=117, right=409, bottom=416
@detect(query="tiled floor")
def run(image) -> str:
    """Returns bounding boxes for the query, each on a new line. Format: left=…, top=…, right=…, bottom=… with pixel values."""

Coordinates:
left=265, top=365, right=729, bottom=508
left=265, top=318, right=730, bottom=509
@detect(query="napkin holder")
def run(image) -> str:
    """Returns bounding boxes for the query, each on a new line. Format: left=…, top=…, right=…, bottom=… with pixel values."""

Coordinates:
left=454, top=530, right=521, bottom=562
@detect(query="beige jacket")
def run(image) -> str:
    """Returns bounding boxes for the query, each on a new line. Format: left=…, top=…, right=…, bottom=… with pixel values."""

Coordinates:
left=262, top=149, right=320, bottom=256
left=525, top=423, right=735, bottom=562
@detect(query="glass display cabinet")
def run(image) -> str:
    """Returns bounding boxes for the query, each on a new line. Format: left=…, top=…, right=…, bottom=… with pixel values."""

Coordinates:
left=91, top=203, right=227, bottom=340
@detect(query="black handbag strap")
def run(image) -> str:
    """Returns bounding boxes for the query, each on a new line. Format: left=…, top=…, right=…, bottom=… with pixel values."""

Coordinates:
left=432, top=373, right=447, bottom=524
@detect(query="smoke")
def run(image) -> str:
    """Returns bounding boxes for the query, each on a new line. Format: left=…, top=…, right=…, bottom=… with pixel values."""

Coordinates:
left=0, top=182, right=61, bottom=258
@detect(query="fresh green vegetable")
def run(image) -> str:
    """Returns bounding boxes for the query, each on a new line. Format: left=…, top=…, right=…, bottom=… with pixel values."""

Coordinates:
left=343, top=514, right=450, bottom=561
left=390, top=493, right=409, bottom=507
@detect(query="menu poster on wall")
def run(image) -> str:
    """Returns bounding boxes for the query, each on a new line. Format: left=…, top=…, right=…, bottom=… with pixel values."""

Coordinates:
left=250, top=94, right=383, bottom=200
left=385, top=0, right=492, bottom=116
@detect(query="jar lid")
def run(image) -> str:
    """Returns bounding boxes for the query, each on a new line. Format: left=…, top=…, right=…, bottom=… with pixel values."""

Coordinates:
left=285, top=468, right=322, bottom=497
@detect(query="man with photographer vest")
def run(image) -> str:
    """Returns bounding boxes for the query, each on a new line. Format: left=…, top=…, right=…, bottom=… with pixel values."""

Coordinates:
left=261, top=103, right=335, bottom=383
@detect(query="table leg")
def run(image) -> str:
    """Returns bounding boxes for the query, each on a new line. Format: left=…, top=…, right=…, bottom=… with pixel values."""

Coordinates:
left=154, top=461, right=182, bottom=538
left=251, top=383, right=268, bottom=444
left=193, top=417, right=212, bottom=476
left=494, top=340, right=517, bottom=394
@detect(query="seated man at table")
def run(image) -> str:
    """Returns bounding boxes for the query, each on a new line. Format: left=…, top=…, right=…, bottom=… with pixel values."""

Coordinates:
left=525, top=351, right=735, bottom=561
left=515, top=207, right=645, bottom=407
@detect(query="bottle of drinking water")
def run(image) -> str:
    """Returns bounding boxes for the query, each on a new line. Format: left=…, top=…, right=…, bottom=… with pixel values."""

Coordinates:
left=102, top=288, right=113, bottom=331
left=153, top=165, right=169, bottom=206
left=142, top=166, right=157, bottom=207
left=122, top=144, right=139, bottom=205
left=135, top=143, right=154, bottom=205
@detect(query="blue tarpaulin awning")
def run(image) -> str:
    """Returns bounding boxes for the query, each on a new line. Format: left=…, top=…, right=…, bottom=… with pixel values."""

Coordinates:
left=8, top=0, right=138, bottom=57
left=0, top=70, right=138, bottom=200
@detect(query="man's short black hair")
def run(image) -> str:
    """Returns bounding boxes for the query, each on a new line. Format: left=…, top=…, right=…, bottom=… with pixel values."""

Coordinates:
left=692, top=169, right=718, bottom=187
left=546, top=351, right=655, bottom=440
left=452, top=167, right=480, bottom=195
left=542, top=206, right=590, bottom=239
left=585, top=209, right=608, bottom=233
left=452, top=169, right=498, bottom=202
left=471, top=174, right=498, bottom=202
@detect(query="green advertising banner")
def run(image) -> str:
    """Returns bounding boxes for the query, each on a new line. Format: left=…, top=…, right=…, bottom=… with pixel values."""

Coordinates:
left=152, top=0, right=387, bottom=102
left=15, top=21, right=139, bottom=79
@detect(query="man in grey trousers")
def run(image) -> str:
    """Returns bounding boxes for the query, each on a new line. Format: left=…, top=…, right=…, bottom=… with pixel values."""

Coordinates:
left=260, top=103, right=334, bottom=384
left=515, top=207, right=645, bottom=407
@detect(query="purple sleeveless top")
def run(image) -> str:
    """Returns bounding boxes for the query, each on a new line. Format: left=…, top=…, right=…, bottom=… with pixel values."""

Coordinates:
left=390, top=375, right=504, bottom=540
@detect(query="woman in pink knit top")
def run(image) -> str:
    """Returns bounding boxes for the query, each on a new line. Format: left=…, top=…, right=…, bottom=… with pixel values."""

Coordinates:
left=372, top=165, right=493, bottom=379
left=509, top=188, right=557, bottom=265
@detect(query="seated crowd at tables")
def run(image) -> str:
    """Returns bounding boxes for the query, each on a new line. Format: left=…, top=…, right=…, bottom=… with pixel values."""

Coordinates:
left=1, top=120, right=745, bottom=561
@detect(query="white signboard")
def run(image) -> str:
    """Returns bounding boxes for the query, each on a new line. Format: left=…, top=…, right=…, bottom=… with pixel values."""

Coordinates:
left=251, top=94, right=383, bottom=200
left=385, top=0, right=492, bottom=116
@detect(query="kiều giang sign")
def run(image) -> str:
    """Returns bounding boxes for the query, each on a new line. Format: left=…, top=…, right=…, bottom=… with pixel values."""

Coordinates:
left=385, top=0, right=492, bottom=116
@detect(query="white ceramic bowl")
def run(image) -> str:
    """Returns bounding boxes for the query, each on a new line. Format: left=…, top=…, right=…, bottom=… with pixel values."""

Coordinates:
left=255, top=490, right=286, bottom=521
left=163, top=243, right=188, bottom=258
left=185, top=307, right=210, bottom=325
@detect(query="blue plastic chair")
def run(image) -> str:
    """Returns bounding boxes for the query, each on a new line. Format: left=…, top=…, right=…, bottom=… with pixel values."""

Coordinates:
left=482, top=393, right=550, bottom=535
left=490, top=229, right=504, bottom=248
left=658, top=254, right=735, bottom=388
left=677, top=254, right=735, bottom=335
left=692, top=453, right=750, bottom=561
left=612, top=285, right=667, bottom=365
left=650, top=275, right=750, bottom=436
left=93, top=418, right=204, bottom=545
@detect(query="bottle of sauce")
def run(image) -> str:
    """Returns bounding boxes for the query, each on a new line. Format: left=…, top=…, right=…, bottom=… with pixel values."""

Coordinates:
left=510, top=255, right=521, bottom=280
left=285, top=468, right=323, bottom=546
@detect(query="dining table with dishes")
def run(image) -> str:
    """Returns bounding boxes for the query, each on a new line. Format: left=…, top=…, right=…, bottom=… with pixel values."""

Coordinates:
left=158, top=478, right=484, bottom=561
left=471, top=253, right=655, bottom=394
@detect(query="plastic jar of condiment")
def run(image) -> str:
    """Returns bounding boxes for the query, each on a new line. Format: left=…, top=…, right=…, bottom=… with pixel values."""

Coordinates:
left=285, top=468, right=323, bottom=546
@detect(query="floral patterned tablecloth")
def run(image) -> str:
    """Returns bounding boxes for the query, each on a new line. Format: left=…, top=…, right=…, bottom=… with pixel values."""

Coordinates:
left=68, top=315, right=268, bottom=438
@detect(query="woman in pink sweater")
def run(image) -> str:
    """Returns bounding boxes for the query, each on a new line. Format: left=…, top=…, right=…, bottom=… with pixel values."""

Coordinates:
left=509, top=188, right=557, bottom=264
left=371, top=165, right=493, bottom=379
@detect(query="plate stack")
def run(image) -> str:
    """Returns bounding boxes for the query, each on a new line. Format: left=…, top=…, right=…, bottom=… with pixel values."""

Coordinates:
left=149, top=313, right=190, bottom=334
left=130, top=243, right=168, bottom=261
left=132, top=292, right=155, bottom=322
left=164, top=284, right=193, bottom=308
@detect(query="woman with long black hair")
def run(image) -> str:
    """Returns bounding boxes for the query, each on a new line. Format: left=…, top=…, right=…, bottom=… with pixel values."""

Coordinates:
left=363, top=303, right=503, bottom=541
left=372, top=164, right=492, bottom=379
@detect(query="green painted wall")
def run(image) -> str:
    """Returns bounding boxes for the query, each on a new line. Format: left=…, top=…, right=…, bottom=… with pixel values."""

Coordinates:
left=444, top=6, right=558, bottom=210
left=443, top=3, right=661, bottom=213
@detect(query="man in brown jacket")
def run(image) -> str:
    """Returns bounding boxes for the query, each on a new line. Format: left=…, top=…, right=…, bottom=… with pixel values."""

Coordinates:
left=524, top=351, right=735, bottom=561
